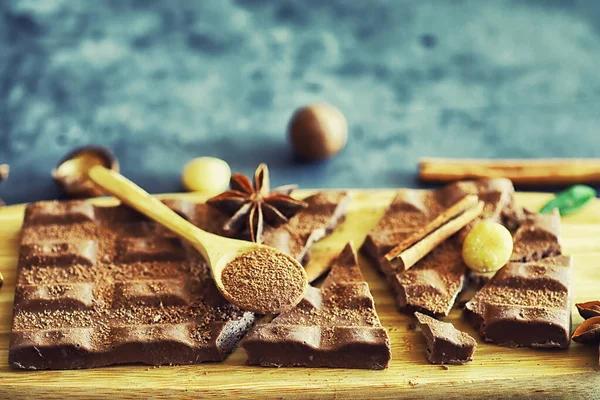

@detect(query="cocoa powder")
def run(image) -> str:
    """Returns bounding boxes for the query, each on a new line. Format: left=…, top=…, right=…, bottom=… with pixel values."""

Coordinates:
left=221, top=247, right=306, bottom=314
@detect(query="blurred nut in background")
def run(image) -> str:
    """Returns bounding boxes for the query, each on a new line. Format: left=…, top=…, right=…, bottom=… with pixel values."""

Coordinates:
left=53, top=146, right=119, bottom=198
left=288, top=103, right=348, bottom=162
left=182, top=157, right=231, bottom=196
left=0, top=164, right=9, bottom=206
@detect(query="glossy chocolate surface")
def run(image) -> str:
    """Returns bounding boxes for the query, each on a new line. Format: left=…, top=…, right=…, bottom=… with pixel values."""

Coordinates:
left=243, top=243, right=391, bottom=369
left=415, top=312, right=476, bottom=365
left=464, top=255, right=572, bottom=348
left=362, top=179, right=515, bottom=317
left=9, top=192, right=349, bottom=370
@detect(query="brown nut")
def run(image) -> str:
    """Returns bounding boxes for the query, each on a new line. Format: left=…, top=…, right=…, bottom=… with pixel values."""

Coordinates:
left=52, top=146, right=119, bottom=198
left=0, top=164, right=8, bottom=183
left=572, top=316, right=600, bottom=344
left=0, top=164, right=9, bottom=206
left=287, top=103, right=348, bottom=162
left=576, top=301, right=600, bottom=320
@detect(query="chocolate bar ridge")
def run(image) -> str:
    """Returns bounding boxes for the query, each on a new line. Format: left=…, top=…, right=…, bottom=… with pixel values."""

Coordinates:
left=510, top=209, right=562, bottom=263
left=464, top=255, right=572, bottom=348
left=10, top=192, right=349, bottom=370
left=415, top=312, right=476, bottom=365
left=362, top=179, right=515, bottom=318
left=242, top=242, right=391, bottom=369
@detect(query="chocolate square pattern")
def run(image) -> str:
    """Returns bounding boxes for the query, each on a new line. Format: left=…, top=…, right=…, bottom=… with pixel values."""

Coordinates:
left=464, top=255, right=573, bottom=348
left=242, top=242, right=391, bottom=369
left=9, top=192, right=349, bottom=370
left=362, top=179, right=516, bottom=318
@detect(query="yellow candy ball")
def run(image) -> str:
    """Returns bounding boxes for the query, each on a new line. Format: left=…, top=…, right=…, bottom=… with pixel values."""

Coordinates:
left=462, top=220, right=513, bottom=273
left=182, top=157, right=231, bottom=196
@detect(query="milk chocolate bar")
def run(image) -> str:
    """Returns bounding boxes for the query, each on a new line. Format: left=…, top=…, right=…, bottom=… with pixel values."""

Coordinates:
left=10, top=192, right=349, bottom=370
left=362, top=179, right=515, bottom=317
left=242, top=242, right=391, bottom=369
left=415, top=312, right=476, bottom=365
left=510, top=209, right=562, bottom=262
left=464, top=255, right=572, bottom=348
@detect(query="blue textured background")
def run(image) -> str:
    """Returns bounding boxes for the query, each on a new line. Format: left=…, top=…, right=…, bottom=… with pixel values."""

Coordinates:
left=1, top=0, right=600, bottom=205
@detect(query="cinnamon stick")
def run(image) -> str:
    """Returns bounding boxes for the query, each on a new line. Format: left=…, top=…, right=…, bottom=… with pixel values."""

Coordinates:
left=419, top=158, right=600, bottom=186
left=382, top=199, right=484, bottom=274
left=386, top=194, right=478, bottom=256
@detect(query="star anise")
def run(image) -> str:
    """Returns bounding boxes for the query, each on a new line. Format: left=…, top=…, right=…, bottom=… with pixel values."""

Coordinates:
left=207, top=163, right=308, bottom=243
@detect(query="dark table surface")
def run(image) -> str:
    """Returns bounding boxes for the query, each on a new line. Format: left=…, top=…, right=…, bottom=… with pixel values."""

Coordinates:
left=1, top=0, right=600, bottom=205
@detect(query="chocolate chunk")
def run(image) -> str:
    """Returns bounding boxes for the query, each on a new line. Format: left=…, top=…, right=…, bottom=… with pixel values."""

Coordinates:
left=242, top=242, right=391, bottom=369
left=389, top=238, right=466, bottom=318
left=362, top=179, right=515, bottom=318
left=415, top=312, right=476, bottom=365
left=262, top=191, right=350, bottom=263
left=464, top=255, right=572, bottom=348
left=450, top=178, right=516, bottom=222
left=10, top=193, right=347, bottom=370
left=511, top=210, right=562, bottom=262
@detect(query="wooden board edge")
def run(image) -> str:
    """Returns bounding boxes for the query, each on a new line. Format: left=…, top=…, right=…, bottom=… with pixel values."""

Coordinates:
left=0, top=370, right=597, bottom=399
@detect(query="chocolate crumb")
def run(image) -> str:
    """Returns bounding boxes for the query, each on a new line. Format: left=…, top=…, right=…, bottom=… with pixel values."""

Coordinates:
left=221, top=247, right=306, bottom=314
left=441, top=365, right=449, bottom=370
left=407, top=323, right=416, bottom=331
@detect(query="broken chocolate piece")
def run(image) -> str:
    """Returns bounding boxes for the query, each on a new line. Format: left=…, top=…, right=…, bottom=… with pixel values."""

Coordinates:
left=362, top=179, right=515, bottom=318
left=383, top=196, right=483, bottom=273
left=510, top=209, right=562, bottom=262
left=464, top=255, right=572, bottom=348
left=389, top=238, right=467, bottom=318
left=415, top=312, right=476, bottom=365
left=242, top=242, right=391, bottom=369
left=10, top=192, right=348, bottom=370
left=363, top=179, right=515, bottom=271
left=262, top=191, right=350, bottom=264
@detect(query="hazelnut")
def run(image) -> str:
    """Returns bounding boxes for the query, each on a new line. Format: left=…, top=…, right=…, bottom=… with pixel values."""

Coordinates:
left=0, top=164, right=8, bottom=183
left=53, top=146, right=119, bottom=198
left=287, top=104, right=348, bottom=161
left=462, top=220, right=513, bottom=273
left=182, top=157, right=231, bottom=196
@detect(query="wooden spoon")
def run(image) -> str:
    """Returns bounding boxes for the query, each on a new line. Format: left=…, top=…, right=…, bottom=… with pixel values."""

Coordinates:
left=88, top=165, right=307, bottom=314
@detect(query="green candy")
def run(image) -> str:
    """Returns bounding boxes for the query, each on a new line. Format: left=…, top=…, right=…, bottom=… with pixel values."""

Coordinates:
left=540, top=185, right=597, bottom=216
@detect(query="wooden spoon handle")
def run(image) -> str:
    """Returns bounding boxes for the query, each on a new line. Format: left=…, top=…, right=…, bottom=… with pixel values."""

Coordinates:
left=88, top=165, right=210, bottom=258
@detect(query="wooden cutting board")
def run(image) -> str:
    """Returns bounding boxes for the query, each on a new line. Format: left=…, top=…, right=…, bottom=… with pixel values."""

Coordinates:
left=0, top=190, right=599, bottom=399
